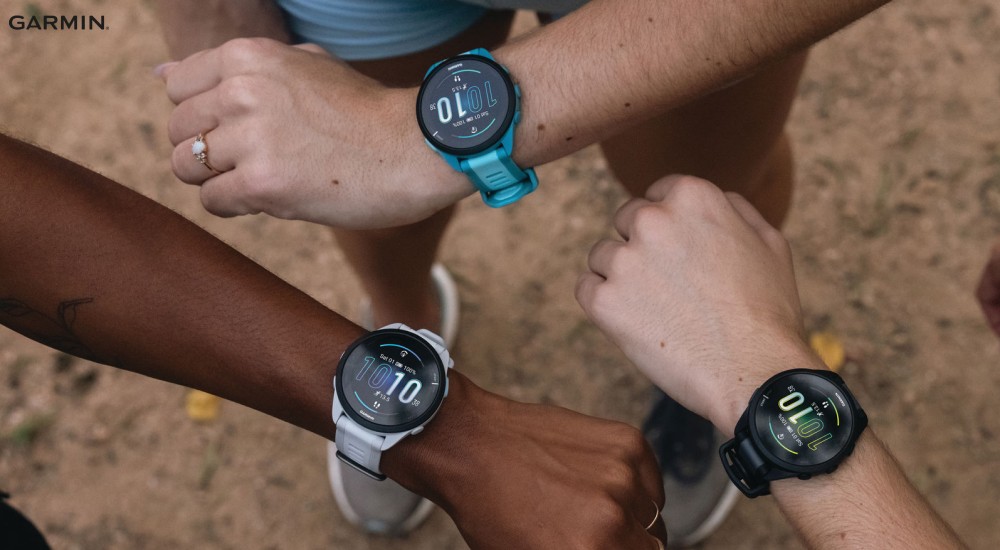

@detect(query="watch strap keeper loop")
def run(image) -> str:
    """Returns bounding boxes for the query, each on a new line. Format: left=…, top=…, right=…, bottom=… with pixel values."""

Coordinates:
left=460, top=146, right=538, bottom=208
left=336, top=414, right=387, bottom=481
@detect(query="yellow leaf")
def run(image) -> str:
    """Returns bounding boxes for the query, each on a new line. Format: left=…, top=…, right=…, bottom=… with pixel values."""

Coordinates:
left=186, top=390, right=221, bottom=421
left=809, top=331, right=846, bottom=372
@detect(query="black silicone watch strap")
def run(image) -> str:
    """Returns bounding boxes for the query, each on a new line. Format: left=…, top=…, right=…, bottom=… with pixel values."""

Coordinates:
left=720, top=410, right=773, bottom=498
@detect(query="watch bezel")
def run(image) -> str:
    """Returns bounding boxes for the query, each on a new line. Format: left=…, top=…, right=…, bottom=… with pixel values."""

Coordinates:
left=335, top=328, right=448, bottom=434
left=416, top=53, right=517, bottom=157
left=747, top=369, right=866, bottom=476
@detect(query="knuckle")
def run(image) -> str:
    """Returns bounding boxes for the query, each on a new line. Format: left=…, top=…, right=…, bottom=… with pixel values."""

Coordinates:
left=673, top=176, right=722, bottom=207
left=630, top=205, right=666, bottom=236
left=218, top=75, right=260, bottom=110
left=587, top=284, right=617, bottom=318
left=763, top=227, right=791, bottom=255
left=221, top=37, right=270, bottom=65
left=200, top=186, right=230, bottom=217
left=591, top=496, right=631, bottom=533
left=602, top=459, right=641, bottom=495
left=240, top=167, right=274, bottom=201
left=611, top=423, right=647, bottom=458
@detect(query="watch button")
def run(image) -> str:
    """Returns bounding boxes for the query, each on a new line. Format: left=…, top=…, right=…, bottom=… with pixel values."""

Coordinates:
left=514, top=84, right=521, bottom=98
left=514, top=112, right=521, bottom=124
left=797, top=473, right=812, bottom=480
left=411, top=426, right=424, bottom=435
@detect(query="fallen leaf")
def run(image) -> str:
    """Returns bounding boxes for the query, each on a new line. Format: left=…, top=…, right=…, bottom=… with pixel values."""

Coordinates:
left=810, top=331, right=846, bottom=372
left=186, top=390, right=221, bottom=421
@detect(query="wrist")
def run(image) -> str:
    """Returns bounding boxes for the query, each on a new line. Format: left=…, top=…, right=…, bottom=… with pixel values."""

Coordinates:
left=713, top=334, right=828, bottom=434
left=379, top=371, right=494, bottom=504
left=388, top=87, right=475, bottom=209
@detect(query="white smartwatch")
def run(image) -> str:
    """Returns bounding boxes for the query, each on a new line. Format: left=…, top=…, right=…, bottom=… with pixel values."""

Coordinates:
left=332, top=324, right=453, bottom=480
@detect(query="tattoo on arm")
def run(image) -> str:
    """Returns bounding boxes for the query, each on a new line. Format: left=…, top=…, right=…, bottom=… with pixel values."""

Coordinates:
left=0, top=297, right=116, bottom=365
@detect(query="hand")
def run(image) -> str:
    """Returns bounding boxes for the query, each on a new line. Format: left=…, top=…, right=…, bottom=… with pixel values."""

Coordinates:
left=576, top=175, right=820, bottom=432
left=384, top=373, right=668, bottom=550
left=977, top=241, right=1000, bottom=338
left=160, top=38, right=470, bottom=229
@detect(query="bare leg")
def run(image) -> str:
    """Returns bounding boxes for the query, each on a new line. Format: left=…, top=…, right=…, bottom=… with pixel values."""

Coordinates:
left=601, top=51, right=809, bottom=229
left=336, top=11, right=516, bottom=329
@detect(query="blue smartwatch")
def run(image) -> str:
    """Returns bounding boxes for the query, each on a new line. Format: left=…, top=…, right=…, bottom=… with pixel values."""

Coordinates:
left=416, top=48, right=538, bottom=208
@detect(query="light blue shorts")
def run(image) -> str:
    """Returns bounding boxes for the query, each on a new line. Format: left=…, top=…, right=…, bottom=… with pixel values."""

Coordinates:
left=276, top=0, right=587, bottom=61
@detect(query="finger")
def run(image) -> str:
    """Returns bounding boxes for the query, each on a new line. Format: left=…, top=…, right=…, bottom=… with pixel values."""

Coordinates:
left=586, top=239, right=625, bottom=279
left=649, top=518, right=668, bottom=547
left=644, top=174, right=691, bottom=202
left=163, top=46, right=226, bottom=105
left=199, top=170, right=257, bottom=218
left=171, top=129, right=238, bottom=185
left=724, top=192, right=773, bottom=235
left=153, top=61, right=179, bottom=79
left=574, top=271, right=605, bottom=317
left=620, top=528, right=667, bottom=550
left=726, top=192, right=791, bottom=259
left=294, top=43, right=327, bottom=55
left=635, top=442, right=666, bottom=509
left=613, top=198, right=652, bottom=241
left=168, top=88, right=224, bottom=146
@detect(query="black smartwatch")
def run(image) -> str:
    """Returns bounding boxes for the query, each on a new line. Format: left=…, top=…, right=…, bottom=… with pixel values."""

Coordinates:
left=720, top=369, right=868, bottom=497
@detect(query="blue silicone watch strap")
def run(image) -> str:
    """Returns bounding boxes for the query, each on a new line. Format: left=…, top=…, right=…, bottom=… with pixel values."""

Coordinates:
left=461, top=145, right=539, bottom=208
left=425, top=48, right=537, bottom=208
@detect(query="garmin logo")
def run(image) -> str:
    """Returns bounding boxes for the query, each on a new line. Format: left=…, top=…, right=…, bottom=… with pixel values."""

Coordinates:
left=8, top=14, right=107, bottom=31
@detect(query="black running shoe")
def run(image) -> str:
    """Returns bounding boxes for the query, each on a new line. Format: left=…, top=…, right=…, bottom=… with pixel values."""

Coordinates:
left=643, top=391, right=739, bottom=547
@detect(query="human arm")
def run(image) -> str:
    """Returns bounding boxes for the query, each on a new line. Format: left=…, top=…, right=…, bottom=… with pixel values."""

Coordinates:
left=153, top=0, right=290, bottom=60
left=976, top=241, right=1000, bottom=337
left=158, top=0, right=889, bottom=227
left=575, top=175, right=965, bottom=549
left=0, top=134, right=666, bottom=549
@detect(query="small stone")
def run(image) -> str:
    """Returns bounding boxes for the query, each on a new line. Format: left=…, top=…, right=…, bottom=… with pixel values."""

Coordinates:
left=191, top=140, right=206, bottom=155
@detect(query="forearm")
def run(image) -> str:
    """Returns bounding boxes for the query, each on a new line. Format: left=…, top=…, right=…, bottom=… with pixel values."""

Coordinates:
left=713, top=348, right=964, bottom=549
left=0, top=134, right=353, bottom=437
left=772, top=432, right=965, bottom=549
left=495, top=0, right=890, bottom=167
left=0, top=134, right=450, bottom=487
left=153, top=0, right=290, bottom=59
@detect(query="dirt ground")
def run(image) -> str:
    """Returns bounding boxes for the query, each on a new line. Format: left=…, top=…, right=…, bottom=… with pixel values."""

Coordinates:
left=1, top=1, right=999, bottom=548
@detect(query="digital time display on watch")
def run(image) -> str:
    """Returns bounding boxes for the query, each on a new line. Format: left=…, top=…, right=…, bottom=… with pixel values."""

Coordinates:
left=336, top=329, right=446, bottom=432
left=417, top=55, right=515, bottom=156
left=751, top=372, right=857, bottom=467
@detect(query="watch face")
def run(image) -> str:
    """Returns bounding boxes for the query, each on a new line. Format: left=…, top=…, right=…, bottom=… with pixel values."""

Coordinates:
left=336, top=329, right=447, bottom=433
left=750, top=371, right=858, bottom=469
left=417, top=54, right=516, bottom=156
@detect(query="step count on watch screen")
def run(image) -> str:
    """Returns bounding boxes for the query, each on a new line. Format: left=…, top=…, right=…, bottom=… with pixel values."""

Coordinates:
left=417, top=55, right=515, bottom=156
left=337, top=329, right=447, bottom=432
